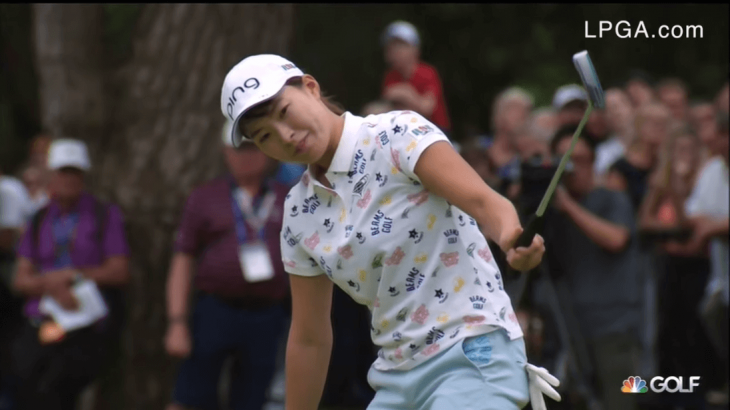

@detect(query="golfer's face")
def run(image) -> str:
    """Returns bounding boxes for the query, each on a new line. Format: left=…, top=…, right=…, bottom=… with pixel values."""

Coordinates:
left=243, top=86, right=329, bottom=165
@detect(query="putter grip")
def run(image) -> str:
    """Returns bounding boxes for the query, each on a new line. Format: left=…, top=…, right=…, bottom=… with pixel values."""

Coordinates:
left=515, top=215, right=545, bottom=248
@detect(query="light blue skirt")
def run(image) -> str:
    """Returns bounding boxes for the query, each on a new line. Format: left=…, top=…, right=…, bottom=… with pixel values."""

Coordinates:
left=367, top=328, right=530, bottom=410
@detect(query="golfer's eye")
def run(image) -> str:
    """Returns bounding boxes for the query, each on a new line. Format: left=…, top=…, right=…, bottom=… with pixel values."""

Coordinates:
left=280, top=105, right=289, bottom=119
left=259, top=133, right=270, bottom=143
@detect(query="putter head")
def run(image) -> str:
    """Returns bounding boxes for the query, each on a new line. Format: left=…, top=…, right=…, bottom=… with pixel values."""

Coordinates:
left=573, top=51, right=605, bottom=109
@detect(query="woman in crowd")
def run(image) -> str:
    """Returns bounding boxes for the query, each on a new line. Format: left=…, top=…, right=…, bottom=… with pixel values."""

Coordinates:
left=605, top=103, right=671, bottom=212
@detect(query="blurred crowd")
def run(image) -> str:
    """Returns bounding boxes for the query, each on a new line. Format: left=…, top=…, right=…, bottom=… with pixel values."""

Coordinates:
left=0, top=18, right=728, bottom=410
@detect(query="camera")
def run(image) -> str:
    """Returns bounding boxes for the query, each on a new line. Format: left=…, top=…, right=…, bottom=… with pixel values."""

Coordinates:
left=518, top=154, right=573, bottom=217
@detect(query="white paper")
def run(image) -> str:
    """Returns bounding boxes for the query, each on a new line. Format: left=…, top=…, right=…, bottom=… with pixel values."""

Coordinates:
left=240, top=242, right=275, bottom=283
left=39, top=279, right=108, bottom=332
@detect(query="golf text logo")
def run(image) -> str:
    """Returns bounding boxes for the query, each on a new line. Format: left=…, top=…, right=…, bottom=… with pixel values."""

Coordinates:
left=225, top=77, right=260, bottom=120
left=622, top=376, right=701, bottom=394
left=585, top=21, right=703, bottom=39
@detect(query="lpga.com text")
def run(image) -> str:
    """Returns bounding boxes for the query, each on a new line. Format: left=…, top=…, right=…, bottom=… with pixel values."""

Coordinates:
left=585, top=21, right=704, bottom=39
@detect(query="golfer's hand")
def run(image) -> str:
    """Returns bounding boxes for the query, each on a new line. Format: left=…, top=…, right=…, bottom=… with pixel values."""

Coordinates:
left=502, top=227, right=545, bottom=272
left=165, top=322, right=192, bottom=358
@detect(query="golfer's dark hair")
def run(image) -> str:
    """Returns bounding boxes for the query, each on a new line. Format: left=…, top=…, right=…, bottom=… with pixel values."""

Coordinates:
left=549, top=124, right=596, bottom=162
left=237, top=76, right=345, bottom=139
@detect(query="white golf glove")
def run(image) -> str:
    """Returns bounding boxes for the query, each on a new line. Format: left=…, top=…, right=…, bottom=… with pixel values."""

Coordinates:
left=526, top=363, right=561, bottom=410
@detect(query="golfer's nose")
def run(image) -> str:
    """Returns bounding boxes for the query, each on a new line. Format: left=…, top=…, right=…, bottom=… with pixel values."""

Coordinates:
left=273, top=122, right=295, bottom=143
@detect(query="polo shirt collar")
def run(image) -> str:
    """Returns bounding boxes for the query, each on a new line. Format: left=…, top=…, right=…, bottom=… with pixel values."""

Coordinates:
left=304, top=112, right=362, bottom=196
left=327, top=112, right=362, bottom=174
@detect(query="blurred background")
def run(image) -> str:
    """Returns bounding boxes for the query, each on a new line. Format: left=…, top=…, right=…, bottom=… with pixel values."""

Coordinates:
left=0, top=4, right=728, bottom=410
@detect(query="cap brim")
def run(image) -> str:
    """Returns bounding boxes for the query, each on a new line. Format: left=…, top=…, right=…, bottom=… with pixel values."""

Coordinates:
left=230, top=94, right=278, bottom=148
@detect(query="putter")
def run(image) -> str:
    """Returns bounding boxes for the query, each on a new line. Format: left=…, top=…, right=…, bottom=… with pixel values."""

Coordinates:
left=514, top=50, right=605, bottom=249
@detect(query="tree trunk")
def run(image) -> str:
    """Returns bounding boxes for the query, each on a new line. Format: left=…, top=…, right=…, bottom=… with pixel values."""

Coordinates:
left=33, top=4, right=294, bottom=409
left=33, top=4, right=106, bottom=143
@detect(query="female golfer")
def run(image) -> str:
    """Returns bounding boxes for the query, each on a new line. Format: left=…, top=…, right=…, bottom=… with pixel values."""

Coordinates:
left=220, top=55, right=560, bottom=410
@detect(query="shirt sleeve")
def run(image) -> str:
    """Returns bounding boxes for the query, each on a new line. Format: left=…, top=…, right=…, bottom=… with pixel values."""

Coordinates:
left=174, top=189, right=205, bottom=256
left=0, top=186, right=26, bottom=229
left=384, top=111, right=451, bottom=182
left=280, top=200, right=324, bottom=277
left=102, top=204, right=130, bottom=258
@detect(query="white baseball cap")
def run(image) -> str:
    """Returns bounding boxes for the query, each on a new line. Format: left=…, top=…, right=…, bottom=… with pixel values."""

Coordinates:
left=221, top=118, right=252, bottom=147
left=220, top=54, right=304, bottom=148
left=382, top=21, right=420, bottom=47
left=47, top=139, right=91, bottom=171
left=552, top=84, right=588, bottom=110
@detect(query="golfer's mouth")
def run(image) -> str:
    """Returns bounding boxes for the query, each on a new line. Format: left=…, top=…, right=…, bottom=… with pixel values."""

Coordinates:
left=295, top=134, right=309, bottom=155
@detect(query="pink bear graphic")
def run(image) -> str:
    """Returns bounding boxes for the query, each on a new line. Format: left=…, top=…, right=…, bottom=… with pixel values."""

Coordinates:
left=411, top=304, right=429, bottom=325
left=440, top=252, right=459, bottom=267
left=284, top=260, right=296, bottom=268
left=407, top=189, right=429, bottom=206
left=462, top=315, right=486, bottom=324
left=422, top=344, right=441, bottom=357
left=478, top=246, right=492, bottom=262
left=508, top=312, right=518, bottom=324
left=385, top=247, right=406, bottom=266
left=394, top=347, right=403, bottom=361
left=357, top=190, right=372, bottom=209
left=338, top=245, right=354, bottom=260
left=304, top=231, right=320, bottom=250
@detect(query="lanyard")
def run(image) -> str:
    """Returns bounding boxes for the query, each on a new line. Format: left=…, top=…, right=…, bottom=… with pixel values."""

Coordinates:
left=230, top=185, right=276, bottom=245
left=52, top=212, right=80, bottom=268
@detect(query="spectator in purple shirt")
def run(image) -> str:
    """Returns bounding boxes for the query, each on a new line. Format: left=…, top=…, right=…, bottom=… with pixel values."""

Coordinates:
left=164, top=120, right=290, bottom=410
left=11, top=139, right=130, bottom=410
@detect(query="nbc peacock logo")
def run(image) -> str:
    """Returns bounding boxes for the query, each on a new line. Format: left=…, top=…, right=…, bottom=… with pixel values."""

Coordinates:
left=622, top=376, right=649, bottom=393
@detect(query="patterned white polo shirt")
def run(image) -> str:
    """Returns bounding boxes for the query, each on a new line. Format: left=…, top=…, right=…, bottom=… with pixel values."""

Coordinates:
left=281, top=111, right=522, bottom=371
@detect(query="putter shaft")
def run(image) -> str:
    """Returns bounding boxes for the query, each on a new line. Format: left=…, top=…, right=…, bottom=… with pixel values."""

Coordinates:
left=535, top=101, right=594, bottom=217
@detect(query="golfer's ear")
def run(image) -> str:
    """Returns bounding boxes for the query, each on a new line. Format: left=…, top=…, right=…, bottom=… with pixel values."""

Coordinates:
left=302, top=75, right=321, bottom=99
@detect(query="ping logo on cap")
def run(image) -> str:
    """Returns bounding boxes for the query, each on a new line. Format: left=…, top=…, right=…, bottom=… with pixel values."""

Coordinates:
left=225, top=77, right=261, bottom=120
left=282, top=63, right=296, bottom=71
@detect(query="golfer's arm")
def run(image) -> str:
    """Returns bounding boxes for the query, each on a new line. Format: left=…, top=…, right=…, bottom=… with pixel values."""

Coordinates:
left=564, top=200, right=629, bottom=253
left=286, top=274, right=334, bottom=410
left=166, top=253, right=193, bottom=322
left=415, top=141, right=522, bottom=252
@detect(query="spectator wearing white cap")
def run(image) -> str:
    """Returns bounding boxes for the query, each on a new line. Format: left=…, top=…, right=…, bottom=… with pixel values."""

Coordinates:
left=552, top=84, right=588, bottom=129
left=11, top=138, right=130, bottom=410
left=381, top=20, right=452, bottom=134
